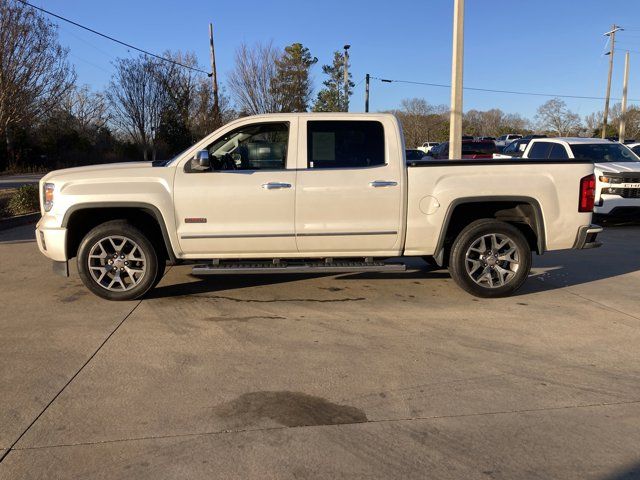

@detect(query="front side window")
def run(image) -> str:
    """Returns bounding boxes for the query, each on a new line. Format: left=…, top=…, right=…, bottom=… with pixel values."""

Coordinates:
left=190, top=122, right=289, bottom=172
left=307, top=121, right=385, bottom=169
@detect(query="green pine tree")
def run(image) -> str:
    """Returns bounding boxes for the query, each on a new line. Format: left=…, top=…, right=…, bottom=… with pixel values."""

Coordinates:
left=271, top=43, right=317, bottom=112
left=313, top=51, right=354, bottom=112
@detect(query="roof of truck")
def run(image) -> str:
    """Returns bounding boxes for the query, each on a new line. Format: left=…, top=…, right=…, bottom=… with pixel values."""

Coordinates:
left=533, top=137, right=613, bottom=144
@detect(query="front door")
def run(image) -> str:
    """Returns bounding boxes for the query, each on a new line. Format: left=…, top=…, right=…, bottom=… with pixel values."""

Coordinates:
left=174, top=120, right=298, bottom=257
left=294, top=118, right=403, bottom=255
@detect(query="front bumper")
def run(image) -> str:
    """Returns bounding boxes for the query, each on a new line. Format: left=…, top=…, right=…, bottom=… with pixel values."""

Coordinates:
left=35, top=216, right=68, bottom=262
left=573, top=224, right=603, bottom=250
left=594, top=194, right=640, bottom=215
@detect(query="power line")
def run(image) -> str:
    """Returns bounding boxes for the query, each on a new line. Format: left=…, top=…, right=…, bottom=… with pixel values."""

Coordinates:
left=369, top=76, right=640, bottom=103
left=16, top=0, right=211, bottom=76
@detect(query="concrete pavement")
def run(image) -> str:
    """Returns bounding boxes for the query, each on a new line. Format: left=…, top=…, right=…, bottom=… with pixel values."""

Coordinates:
left=0, top=224, right=639, bottom=479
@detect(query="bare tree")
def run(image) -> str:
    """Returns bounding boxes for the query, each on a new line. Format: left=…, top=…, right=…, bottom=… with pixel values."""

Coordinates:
left=228, top=42, right=281, bottom=115
left=535, top=98, right=581, bottom=136
left=0, top=0, right=75, bottom=163
left=107, top=56, right=167, bottom=161
left=61, top=85, right=110, bottom=133
left=392, top=98, right=448, bottom=146
left=464, top=109, right=530, bottom=137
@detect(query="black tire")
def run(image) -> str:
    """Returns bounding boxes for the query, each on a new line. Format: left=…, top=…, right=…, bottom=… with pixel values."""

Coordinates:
left=77, top=220, right=159, bottom=301
left=448, top=219, right=532, bottom=298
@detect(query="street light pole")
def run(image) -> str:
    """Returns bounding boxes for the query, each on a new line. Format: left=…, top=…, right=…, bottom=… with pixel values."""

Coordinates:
left=449, top=0, right=465, bottom=159
left=620, top=51, right=630, bottom=143
left=343, top=44, right=351, bottom=112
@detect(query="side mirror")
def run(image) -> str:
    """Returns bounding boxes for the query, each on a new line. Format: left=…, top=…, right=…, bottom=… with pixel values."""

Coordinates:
left=194, top=150, right=210, bottom=168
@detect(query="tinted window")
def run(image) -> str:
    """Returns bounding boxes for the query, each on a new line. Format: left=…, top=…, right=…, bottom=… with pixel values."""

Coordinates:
left=632, top=145, right=640, bottom=156
left=198, top=122, right=289, bottom=171
left=528, top=141, right=553, bottom=159
left=436, top=142, right=449, bottom=159
left=307, top=121, right=385, bottom=169
left=462, top=142, right=498, bottom=154
left=504, top=141, right=519, bottom=153
left=549, top=144, right=569, bottom=159
left=570, top=143, right=640, bottom=162
left=406, top=150, right=425, bottom=160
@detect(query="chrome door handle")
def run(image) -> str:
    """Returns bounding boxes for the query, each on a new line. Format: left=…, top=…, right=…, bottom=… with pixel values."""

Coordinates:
left=262, top=182, right=292, bottom=190
left=369, top=180, right=398, bottom=188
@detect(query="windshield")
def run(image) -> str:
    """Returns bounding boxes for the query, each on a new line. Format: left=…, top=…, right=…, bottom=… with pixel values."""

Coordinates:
left=570, top=143, right=640, bottom=162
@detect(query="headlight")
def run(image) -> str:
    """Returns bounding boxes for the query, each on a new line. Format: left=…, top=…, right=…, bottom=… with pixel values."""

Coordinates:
left=602, top=187, right=622, bottom=195
left=43, top=183, right=55, bottom=212
left=599, top=175, right=622, bottom=184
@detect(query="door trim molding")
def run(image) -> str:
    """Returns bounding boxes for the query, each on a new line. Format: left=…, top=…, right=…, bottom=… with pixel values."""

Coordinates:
left=180, top=231, right=398, bottom=240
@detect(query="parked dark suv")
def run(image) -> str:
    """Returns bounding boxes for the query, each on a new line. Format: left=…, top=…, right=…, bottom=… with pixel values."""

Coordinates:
left=430, top=140, right=499, bottom=159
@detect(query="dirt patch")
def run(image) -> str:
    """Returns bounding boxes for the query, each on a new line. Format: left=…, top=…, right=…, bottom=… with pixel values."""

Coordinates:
left=196, top=295, right=365, bottom=303
left=213, top=391, right=368, bottom=427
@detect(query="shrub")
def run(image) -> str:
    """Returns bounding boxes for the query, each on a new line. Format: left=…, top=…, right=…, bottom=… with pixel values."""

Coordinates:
left=7, top=184, right=39, bottom=216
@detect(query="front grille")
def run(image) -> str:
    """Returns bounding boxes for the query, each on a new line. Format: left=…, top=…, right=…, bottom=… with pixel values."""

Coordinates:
left=620, top=188, right=640, bottom=199
left=605, top=174, right=640, bottom=183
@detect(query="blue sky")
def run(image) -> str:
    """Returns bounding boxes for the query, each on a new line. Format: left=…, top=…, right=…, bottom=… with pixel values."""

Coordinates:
left=40, top=0, right=640, bottom=119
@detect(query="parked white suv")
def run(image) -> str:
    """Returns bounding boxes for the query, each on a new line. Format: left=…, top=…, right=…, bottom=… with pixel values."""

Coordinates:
left=520, top=137, right=640, bottom=219
left=495, top=134, right=522, bottom=149
left=36, top=114, right=601, bottom=301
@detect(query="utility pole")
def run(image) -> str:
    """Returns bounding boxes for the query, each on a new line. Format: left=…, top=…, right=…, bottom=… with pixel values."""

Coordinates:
left=365, top=73, right=370, bottom=112
left=209, top=23, right=221, bottom=126
left=620, top=51, right=630, bottom=142
left=343, top=44, right=351, bottom=112
left=449, top=0, right=465, bottom=159
left=602, top=24, right=622, bottom=138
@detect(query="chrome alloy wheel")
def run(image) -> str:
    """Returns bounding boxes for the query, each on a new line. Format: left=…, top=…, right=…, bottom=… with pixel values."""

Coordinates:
left=464, top=233, right=519, bottom=288
left=87, top=235, right=146, bottom=291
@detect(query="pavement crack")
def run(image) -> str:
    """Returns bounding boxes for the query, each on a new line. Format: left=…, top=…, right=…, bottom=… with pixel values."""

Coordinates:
left=534, top=277, right=640, bottom=324
left=0, top=299, right=144, bottom=464
left=12, top=398, right=640, bottom=453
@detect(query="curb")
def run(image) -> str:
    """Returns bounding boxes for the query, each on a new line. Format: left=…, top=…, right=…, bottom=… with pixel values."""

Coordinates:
left=0, top=212, right=40, bottom=231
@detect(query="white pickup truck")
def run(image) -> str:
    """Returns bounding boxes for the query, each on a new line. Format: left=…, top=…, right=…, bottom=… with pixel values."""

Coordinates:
left=36, top=113, right=602, bottom=301
left=516, top=137, right=640, bottom=219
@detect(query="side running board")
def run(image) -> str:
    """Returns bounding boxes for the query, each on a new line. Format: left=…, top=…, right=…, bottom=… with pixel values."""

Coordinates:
left=192, top=260, right=406, bottom=275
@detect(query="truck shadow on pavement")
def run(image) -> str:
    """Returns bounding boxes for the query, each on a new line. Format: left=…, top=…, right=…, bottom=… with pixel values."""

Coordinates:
left=151, top=227, right=640, bottom=299
left=3, top=223, right=639, bottom=299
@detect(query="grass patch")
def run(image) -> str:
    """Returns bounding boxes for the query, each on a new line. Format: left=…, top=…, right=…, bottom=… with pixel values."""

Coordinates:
left=0, top=185, right=39, bottom=218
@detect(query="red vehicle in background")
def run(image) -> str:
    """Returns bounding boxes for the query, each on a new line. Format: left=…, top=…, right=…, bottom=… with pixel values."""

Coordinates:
left=429, top=140, right=499, bottom=159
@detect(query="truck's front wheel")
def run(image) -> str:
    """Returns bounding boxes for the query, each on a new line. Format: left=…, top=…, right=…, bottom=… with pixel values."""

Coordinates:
left=77, top=220, right=160, bottom=301
left=449, top=219, right=531, bottom=298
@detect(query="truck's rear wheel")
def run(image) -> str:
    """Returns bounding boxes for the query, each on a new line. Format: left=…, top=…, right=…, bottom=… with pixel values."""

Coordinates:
left=77, top=220, right=160, bottom=301
left=449, top=219, right=531, bottom=298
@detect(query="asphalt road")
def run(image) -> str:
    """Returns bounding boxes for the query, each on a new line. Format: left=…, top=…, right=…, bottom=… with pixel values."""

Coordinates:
left=0, top=223, right=639, bottom=479
left=0, top=174, right=44, bottom=191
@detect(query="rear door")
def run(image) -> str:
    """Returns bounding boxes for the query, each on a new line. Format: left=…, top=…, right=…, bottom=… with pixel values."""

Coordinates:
left=294, top=117, right=403, bottom=255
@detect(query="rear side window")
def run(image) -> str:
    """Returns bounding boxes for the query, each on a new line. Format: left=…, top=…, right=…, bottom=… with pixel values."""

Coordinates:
left=528, top=141, right=553, bottom=159
left=462, top=142, right=498, bottom=154
left=307, top=121, right=385, bottom=169
left=549, top=144, right=569, bottom=159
